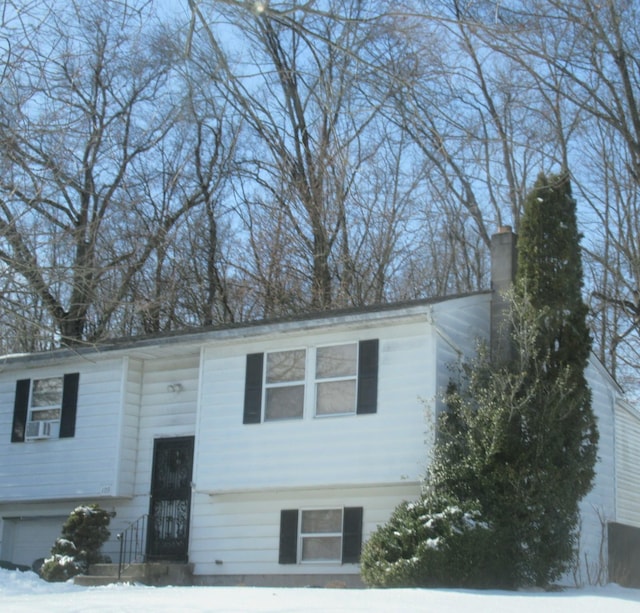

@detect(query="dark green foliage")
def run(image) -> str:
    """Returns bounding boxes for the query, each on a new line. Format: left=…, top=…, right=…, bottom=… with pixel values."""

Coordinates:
left=431, top=173, right=598, bottom=587
left=38, top=539, right=83, bottom=582
left=515, top=173, right=597, bottom=504
left=517, top=173, right=591, bottom=370
left=361, top=173, right=598, bottom=589
left=40, top=504, right=112, bottom=582
left=360, top=493, right=503, bottom=588
left=435, top=336, right=591, bottom=586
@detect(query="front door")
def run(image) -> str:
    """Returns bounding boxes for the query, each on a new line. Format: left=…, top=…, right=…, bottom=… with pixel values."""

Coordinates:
left=147, top=436, right=194, bottom=561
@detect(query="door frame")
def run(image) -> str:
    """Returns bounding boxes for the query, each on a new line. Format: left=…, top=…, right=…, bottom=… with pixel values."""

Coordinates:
left=146, top=435, right=195, bottom=562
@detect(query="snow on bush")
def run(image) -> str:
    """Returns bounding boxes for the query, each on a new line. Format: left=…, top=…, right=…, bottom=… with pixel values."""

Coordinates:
left=40, top=504, right=112, bottom=582
left=360, top=494, right=501, bottom=588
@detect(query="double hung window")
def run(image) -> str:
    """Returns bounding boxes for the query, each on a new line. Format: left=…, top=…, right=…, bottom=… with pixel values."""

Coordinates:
left=315, top=343, right=357, bottom=416
left=265, top=349, right=306, bottom=421
left=243, top=339, right=378, bottom=424
left=30, top=377, right=63, bottom=421
left=300, top=509, right=343, bottom=561
left=278, top=506, right=363, bottom=565
left=25, top=377, right=63, bottom=438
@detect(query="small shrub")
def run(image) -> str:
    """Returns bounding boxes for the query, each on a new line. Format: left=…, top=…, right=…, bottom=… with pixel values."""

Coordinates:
left=39, top=552, right=84, bottom=583
left=40, top=504, right=112, bottom=582
left=360, top=494, right=503, bottom=588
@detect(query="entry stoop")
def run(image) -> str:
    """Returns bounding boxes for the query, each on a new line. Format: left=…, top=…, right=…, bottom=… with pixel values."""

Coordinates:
left=73, top=562, right=194, bottom=586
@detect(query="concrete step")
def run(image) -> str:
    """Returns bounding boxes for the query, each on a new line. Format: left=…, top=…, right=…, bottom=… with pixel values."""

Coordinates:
left=73, top=562, right=193, bottom=586
left=73, top=574, right=122, bottom=587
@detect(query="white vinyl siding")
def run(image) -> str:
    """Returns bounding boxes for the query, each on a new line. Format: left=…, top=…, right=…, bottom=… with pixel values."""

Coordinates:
left=568, top=359, right=617, bottom=585
left=616, top=400, right=640, bottom=527
left=188, top=484, right=418, bottom=577
left=118, top=357, right=143, bottom=499
left=433, top=296, right=492, bottom=417
left=0, top=350, right=199, bottom=510
left=197, top=320, right=438, bottom=493
left=197, top=295, right=490, bottom=495
left=0, top=358, right=128, bottom=502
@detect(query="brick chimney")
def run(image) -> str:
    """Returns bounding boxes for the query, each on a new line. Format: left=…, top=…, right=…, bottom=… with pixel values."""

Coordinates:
left=490, top=226, right=517, bottom=364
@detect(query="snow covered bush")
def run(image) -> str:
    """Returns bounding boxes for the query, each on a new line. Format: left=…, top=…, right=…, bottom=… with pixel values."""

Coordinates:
left=38, top=544, right=84, bottom=583
left=360, top=494, right=501, bottom=588
left=40, top=504, right=112, bottom=582
left=370, top=175, right=597, bottom=589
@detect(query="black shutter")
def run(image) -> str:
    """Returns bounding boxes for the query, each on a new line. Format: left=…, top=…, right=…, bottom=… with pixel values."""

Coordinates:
left=59, top=373, right=80, bottom=438
left=11, top=379, right=31, bottom=443
left=342, top=507, right=363, bottom=563
left=279, top=509, right=299, bottom=564
left=243, top=353, right=264, bottom=424
left=356, top=339, right=378, bottom=414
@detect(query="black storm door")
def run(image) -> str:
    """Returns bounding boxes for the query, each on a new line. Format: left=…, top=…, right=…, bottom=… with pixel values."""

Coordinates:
left=147, top=436, right=194, bottom=561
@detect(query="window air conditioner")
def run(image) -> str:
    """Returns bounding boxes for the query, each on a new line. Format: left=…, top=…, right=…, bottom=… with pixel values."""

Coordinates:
left=25, top=420, right=56, bottom=440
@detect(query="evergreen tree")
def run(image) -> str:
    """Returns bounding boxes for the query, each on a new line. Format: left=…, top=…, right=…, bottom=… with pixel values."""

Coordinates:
left=517, top=173, right=592, bottom=382
left=435, top=173, right=598, bottom=586
left=362, top=173, right=599, bottom=588
left=514, top=172, right=598, bottom=537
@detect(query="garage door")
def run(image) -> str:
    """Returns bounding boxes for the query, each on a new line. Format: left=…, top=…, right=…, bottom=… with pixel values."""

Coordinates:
left=1, top=516, right=66, bottom=568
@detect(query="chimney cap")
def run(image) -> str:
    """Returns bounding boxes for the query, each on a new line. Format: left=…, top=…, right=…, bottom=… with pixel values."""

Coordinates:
left=497, top=225, right=512, bottom=234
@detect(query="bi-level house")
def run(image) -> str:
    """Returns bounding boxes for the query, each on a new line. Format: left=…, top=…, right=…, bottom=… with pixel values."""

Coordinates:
left=1, top=228, right=639, bottom=587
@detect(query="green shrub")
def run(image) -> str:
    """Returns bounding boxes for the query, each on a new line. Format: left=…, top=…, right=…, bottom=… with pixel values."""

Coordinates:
left=39, top=548, right=84, bottom=583
left=40, top=504, right=112, bottom=582
left=360, top=494, right=502, bottom=588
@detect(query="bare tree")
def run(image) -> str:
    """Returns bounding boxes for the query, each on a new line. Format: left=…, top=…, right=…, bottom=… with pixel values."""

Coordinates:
left=188, top=0, right=404, bottom=312
left=584, top=121, right=640, bottom=390
left=125, top=67, right=242, bottom=333
left=4, top=0, right=637, bottom=387
left=470, top=0, right=640, bottom=383
left=0, top=1, right=187, bottom=346
left=396, top=1, right=574, bottom=251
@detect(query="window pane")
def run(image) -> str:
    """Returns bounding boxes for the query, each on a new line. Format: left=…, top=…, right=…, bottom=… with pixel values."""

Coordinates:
left=265, top=385, right=304, bottom=420
left=267, top=350, right=305, bottom=383
left=301, top=536, right=342, bottom=561
left=316, top=380, right=356, bottom=415
left=301, top=509, right=342, bottom=533
left=316, top=344, right=357, bottom=379
left=31, top=378, right=63, bottom=407
left=31, top=408, right=61, bottom=421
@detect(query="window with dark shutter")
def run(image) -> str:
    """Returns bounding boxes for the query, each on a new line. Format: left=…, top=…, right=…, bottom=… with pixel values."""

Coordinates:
left=342, top=507, right=364, bottom=563
left=243, top=353, right=264, bottom=424
left=279, top=509, right=299, bottom=564
left=59, top=373, right=80, bottom=438
left=356, top=339, right=378, bottom=414
left=11, top=373, right=80, bottom=442
left=247, top=339, right=378, bottom=423
left=279, top=507, right=364, bottom=565
left=11, top=379, right=31, bottom=443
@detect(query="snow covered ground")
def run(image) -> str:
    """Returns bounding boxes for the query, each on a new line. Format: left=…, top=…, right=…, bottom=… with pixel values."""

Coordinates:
left=2, top=568, right=640, bottom=612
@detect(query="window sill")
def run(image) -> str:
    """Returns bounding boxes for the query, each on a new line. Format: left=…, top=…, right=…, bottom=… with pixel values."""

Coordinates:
left=313, top=414, right=356, bottom=422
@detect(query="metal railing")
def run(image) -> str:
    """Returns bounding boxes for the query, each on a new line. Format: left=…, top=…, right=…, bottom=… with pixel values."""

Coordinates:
left=116, top=514, right=148, bottom=581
